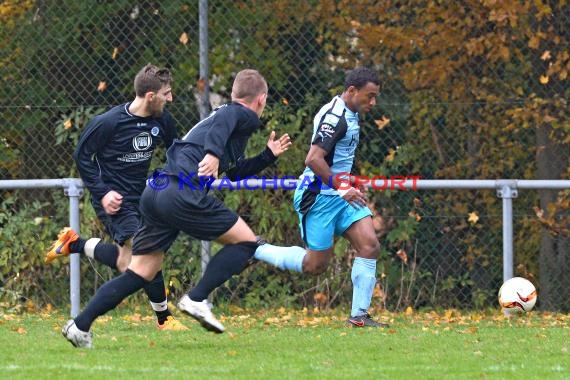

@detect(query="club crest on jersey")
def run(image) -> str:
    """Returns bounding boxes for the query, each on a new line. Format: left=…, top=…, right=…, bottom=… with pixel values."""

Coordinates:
left=132, top=132, right=152, bottom=151
left=151, top=126, right=160, bottom=136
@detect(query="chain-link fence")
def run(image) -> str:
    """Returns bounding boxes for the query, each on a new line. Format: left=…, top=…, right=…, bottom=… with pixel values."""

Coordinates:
left=1, top=0, right=568, bottom=311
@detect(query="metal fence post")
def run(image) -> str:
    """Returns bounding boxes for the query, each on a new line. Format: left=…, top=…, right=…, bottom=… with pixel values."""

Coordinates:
left=496, top=180, right=518, bottom=283
left=199, top=0, right=211, bottom=276
left=63, top=179, right=83, bottom=317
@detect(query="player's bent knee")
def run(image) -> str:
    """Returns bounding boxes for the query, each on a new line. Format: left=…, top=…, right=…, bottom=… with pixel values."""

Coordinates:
left=302, top=259, right=328, bottom=275
left=128, top=253, right=163, bottom=281
left=116, top=256, right=131, bottom=273
left=357, top=240, right=381, bottom=259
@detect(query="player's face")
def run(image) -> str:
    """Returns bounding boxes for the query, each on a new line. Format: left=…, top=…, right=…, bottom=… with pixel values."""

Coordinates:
left=350, top=82, right=379, bottom=114
left=149, top=85, right=173, bottom=117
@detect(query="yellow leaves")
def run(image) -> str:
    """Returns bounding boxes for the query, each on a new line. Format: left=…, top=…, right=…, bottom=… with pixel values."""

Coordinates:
left=63, top=119, right=73, bottom=130
left=498, top=45, right=510, bottom=60
left=409, top=210, right=422, bottom=222
left=470, top=313, right=483, bottom=322
left=396, top=249, right=408, bottom=265
left=534, top=2, right=553, bottom=20
left=350, top=20, right=361, bottom=29
left=533, top=196, right=570, bottom=236
left=112, top=47, right=120, bottom=60
left=541, top=50, right=552, bottom=61
left=281, top=98, right=289, bottom=106
left=542, top=114, right=557, bottom=123
left=465, top=37, right=485, bottom=57
left=405, top=306, right=413, bottom=315
left=97, top=81, right=107, bottom=92
left=488, top=9, right=509, bottom=24
left=313, top=292, right=328, bottom=309
left=528, top=36, right=540, bottom=49
left=94, top=315, right=113, bottom=324
left=0, top=0, right=34, bottom=23
left=12, top=326, right=26, bottom=334
left=179, top=32, right=189, bottom=45
left=122, top=313, right=143, bottom=323
left=374, top=116, right=390, bottom=130
left=25, top=299, right=35, bottom=313
left=196, top=78, right=207, bottom=93
left=385, top=147, right=397, bottom=162
left=467, top=211, right=479, bottom=225
left=373, top=284, right=387, bottom=305
left=264, top=312, right=293, bottom=326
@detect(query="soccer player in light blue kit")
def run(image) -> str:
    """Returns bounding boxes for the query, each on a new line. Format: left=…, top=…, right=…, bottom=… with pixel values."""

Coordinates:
left=255, top=67, right=388, bottom=327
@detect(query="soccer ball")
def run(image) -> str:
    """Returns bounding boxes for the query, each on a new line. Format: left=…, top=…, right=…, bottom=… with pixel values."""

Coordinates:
left=498, top=277, right=537, bottom=313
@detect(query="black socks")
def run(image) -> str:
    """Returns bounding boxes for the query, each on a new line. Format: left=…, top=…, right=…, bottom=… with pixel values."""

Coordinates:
left=74, top=269, right=147, bottom=332
left=189, top=241, right=258, bottom=301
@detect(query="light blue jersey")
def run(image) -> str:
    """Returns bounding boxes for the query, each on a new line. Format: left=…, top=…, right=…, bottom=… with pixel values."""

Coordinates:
left=294, top=95, right=371, bottom=250
left=299, top=96, right=360, bottom=196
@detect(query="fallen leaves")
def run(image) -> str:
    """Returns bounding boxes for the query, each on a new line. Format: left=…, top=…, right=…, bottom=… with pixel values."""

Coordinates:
left=374, top=116, right=391, bottom=130
left=12, top=326, right=26, bottom=334
left=396, top=249, right=408, bottom=265
left=97, top=81, right=107, bottom=92
left=179, top=32, right=189, bottom=45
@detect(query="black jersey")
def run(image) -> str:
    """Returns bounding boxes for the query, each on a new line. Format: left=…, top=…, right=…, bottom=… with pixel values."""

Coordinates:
left=73, top=103, right=176, bottom=202
left=163, top=102, right=276, bottom=192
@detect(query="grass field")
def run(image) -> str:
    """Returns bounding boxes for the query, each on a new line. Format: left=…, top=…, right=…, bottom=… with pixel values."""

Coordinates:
left=0, top=306, right=568, bottom=380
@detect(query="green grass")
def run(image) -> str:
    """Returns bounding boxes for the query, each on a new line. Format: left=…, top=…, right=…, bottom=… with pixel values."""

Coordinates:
left=0, top=308, right=568, bottom=380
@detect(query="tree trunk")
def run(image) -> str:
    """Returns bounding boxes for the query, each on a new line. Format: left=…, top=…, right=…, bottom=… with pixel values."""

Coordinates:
left=536, top=123, right=570, bottom=311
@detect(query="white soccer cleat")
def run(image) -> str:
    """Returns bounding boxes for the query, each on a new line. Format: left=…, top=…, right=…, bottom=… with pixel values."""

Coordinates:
left=62, top=319, right=93, bottom=348
left=177, top=295, right=225, bottom=333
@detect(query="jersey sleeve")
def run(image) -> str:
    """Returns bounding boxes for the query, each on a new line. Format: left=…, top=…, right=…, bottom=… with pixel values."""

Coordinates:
left=225, top=147, right=277, bottom=181
left=159, top=110, right=177, bottom=148
left=203, top=107, right=238, bottom=158
left=311, top=112, right=347, bottom=153
left=72, top=116, right=116, bottom=201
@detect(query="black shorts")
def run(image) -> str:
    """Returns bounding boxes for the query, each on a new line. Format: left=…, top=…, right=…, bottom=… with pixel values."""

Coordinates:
left=92, top=199, right=141, bottom=246
left=132, top=182, right=239, bottom=255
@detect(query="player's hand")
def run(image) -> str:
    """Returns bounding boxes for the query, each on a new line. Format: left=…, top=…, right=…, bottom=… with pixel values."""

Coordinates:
left=198, top=153, right=220, bottom=178
left=267, top=131, right=292, bottom=157
left=102, top=190, right=123, bottom=215
left=339, top=187, right=368, bottom=208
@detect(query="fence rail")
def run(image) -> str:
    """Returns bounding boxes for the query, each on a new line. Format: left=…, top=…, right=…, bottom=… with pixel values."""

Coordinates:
left=1, top=0, right=568, bottom=312
left=2, top=178, right=568, bottom=316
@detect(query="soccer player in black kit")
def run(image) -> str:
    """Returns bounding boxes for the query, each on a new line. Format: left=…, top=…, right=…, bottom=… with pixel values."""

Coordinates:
left=62, top=69, right=292, bottom=348
left=48, top=64, right=186, bottom=332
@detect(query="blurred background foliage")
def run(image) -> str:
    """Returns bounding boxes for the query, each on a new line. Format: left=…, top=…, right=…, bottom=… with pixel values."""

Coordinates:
left=0, top=0, right=568, bottom=312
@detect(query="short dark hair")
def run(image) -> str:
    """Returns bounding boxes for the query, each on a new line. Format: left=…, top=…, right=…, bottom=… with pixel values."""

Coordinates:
left=134, top=64, right=172, bottom=97
left=344, top=67, right=380, bottom=90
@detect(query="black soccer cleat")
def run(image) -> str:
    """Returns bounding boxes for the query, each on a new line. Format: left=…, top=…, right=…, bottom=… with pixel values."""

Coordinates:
left=346, top=313, right=389, bottom=328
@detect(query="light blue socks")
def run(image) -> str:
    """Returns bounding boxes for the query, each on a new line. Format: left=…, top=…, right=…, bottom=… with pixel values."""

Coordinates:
left=254, top=243, right=306, bottom=273
left=350, top=257, right=377, bottom=317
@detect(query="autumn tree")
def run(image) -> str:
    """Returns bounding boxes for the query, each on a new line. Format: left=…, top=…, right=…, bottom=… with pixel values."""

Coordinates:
left=311, top=0, right=569, bottom=309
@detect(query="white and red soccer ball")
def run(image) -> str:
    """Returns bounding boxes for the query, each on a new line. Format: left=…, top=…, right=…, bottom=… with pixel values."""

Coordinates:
left=498, top=277, right=537, bottom=313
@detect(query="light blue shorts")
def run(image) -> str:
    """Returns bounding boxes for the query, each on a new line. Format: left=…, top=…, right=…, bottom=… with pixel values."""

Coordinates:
left=293, top=189, right=372, bottom=251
